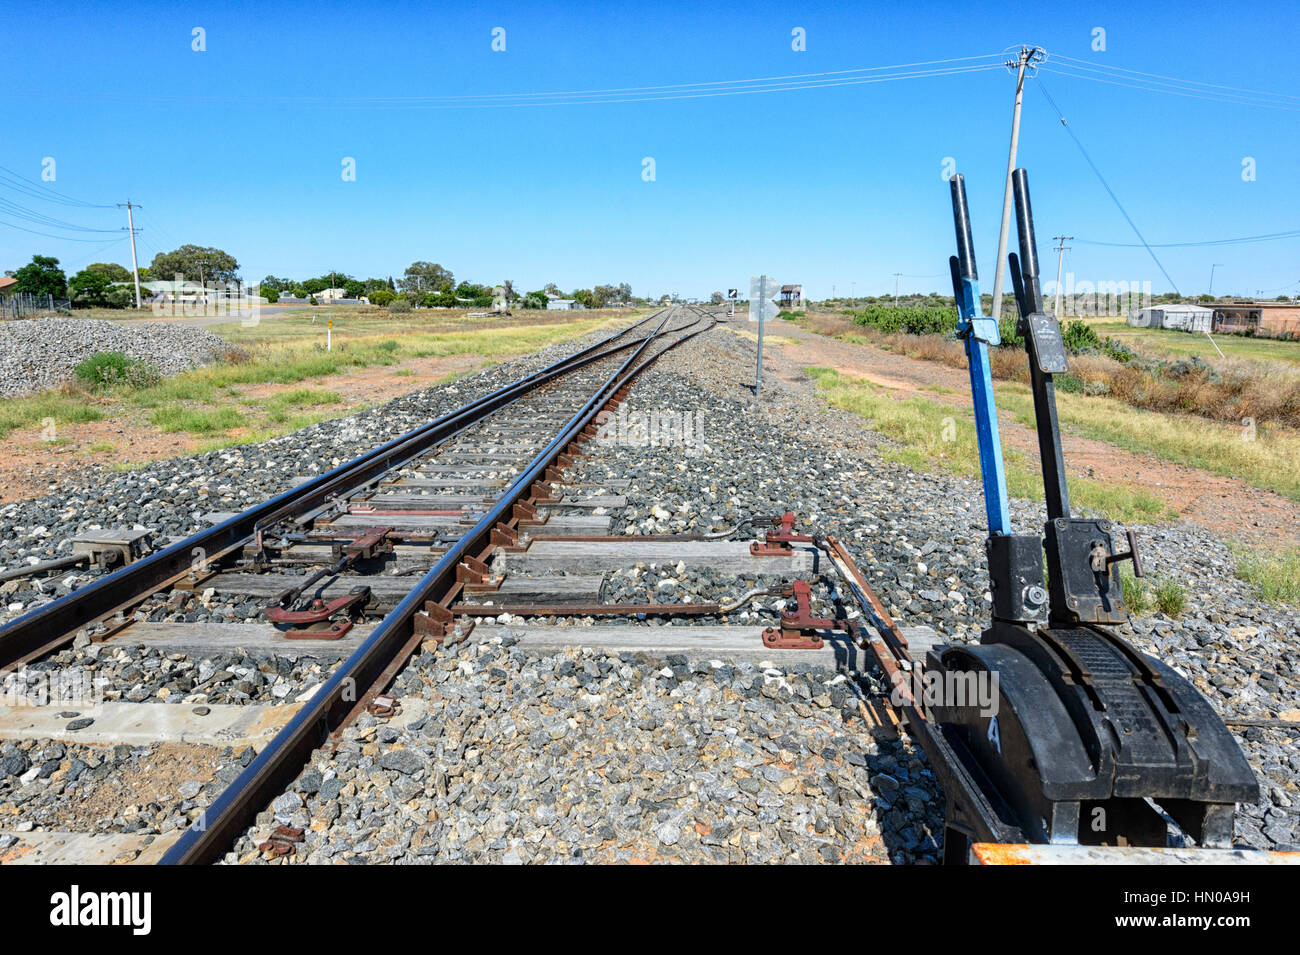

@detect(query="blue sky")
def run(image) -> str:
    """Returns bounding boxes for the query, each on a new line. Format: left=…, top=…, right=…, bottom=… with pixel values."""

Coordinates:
left=3, top=0, right=1299, bottom=300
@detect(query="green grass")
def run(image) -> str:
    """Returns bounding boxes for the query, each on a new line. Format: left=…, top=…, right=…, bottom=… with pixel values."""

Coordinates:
left=993, top=382, right=1300, bottom=503
left=4, top=311, right=644, bottom=452
left=1153, top=577, right=1187, bottom=617
left=0, top=392, right=104, bottom=438
left=806, top=367, right=1173, bottom=524
left=149, top=405, right=246, bottom=434
left=1121, top=567, right=1152, bottom=616
left=87, top=441, right=115, bottom=453
left=1235, top=547, right=1300, bottom=604
left=1087, top=319, right=1300, bottom=368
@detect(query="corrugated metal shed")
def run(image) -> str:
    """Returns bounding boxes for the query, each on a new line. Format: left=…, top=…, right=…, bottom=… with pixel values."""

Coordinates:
left=1127, top=304, right=1214, bottom=332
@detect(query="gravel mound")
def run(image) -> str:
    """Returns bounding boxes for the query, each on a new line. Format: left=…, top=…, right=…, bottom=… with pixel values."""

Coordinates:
left=0, top=318, right=243, bottom=397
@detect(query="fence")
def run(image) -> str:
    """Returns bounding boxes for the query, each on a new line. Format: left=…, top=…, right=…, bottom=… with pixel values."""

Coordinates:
left=0, top=292, right=72, bottom=320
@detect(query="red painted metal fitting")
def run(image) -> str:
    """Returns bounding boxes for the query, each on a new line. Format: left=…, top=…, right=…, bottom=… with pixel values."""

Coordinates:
left=750, top=512, right=815, bottom=556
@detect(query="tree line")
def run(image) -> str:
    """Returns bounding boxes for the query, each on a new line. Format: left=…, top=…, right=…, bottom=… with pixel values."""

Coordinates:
left=4, top=246, right=646, bottom=311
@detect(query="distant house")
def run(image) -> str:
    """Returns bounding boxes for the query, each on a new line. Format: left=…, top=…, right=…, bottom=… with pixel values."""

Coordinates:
left=1212, top=302, right=1300, bottom=338
left=1127, top=304, right=1214, bottom=332
left=546, top=298, right=585, bottom=310
left=315, top=287, right=348, bottom=303
left=0, top=276, right=17, bottom=296
left=779, top=284, right=804, bottom=309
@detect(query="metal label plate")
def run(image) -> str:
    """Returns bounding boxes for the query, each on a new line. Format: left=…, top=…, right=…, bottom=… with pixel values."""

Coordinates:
left=1027, top=312, right=1069, bottom=374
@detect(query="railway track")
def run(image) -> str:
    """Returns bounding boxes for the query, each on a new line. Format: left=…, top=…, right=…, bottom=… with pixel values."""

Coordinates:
left=0, top=307, right=746, bottom=862
left=0, top=300, right=1289, bottom=866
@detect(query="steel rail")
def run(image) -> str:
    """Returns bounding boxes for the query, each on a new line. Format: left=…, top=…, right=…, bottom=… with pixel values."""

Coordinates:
left=161, top=308, right=713, bottom=864
left=0, top=310, right=671, bottom=670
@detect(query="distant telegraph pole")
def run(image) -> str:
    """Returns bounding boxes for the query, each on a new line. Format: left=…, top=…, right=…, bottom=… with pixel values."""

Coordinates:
left=1052, top=235, right=1072, bottom=317
left=892, top=272, right=902, bottom=306
left=990, top=46, right=1044, bottom=323
left=118, top=200, right=143, bottom=309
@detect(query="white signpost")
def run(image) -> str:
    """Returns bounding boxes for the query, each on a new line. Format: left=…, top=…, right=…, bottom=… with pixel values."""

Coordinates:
left=749, top=275, right=779, bottom=397
left=727, top=287, right=737, bottom=317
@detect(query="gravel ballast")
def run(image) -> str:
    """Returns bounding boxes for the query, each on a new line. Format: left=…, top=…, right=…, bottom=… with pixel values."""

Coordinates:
left=0, top=317, right=245, bottom=397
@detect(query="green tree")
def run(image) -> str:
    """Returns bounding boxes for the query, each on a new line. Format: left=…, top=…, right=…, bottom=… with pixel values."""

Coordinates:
left=343, top=279, right=365, bottom=298
left=522, top=290, right=548, bottom=309
left=13, top=255, right=68, bottom=297
left=572, top=288, right=594, bottom=308
left=368, top=288, right=395, bottom=306
left=400, top=261, right=453, bottom=299
left=262, top=287, right=280, bottom=304
left=86, top=262, right=133, bottom=282
left=148, top=245, right=239, bottom=285
left=69, top=268, right=113, bottom=307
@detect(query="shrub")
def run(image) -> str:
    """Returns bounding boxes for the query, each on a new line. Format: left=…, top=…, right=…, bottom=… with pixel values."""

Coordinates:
left=262, top=287, right=280, bottom=304
left=388, top=297, right=413, bottom=313
left=1062, top=319, right=1101, bottom=353
left=369, top=288, right=395, bottom=306
left=998, top=316, right=1024, bottom=349
left=852, top=305, right=957, bottom=336
left=74, top=351, right=161, bottom=390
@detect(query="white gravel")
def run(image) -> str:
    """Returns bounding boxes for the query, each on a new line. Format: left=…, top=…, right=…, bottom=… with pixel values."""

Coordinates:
left=0, top=318, right=243, bottom=397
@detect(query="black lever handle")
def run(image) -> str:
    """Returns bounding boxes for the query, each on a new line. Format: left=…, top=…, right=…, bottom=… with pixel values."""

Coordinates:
left=1105, top=529, right=1145, bottom=578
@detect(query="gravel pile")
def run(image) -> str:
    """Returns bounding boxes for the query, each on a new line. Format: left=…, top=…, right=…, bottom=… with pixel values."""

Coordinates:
left=229, top=636, right=941, bottom=864
left=0, top=318, right=245, bottom=397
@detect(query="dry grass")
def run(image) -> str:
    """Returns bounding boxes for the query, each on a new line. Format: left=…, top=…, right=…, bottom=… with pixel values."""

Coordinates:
left=796, top=312, right=1300, bottom=502
left=800, top=312, right=1300, bottom=428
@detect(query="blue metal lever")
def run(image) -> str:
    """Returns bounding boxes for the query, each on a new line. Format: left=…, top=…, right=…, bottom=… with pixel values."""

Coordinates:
left=949, top=175, right=1012, bottom=537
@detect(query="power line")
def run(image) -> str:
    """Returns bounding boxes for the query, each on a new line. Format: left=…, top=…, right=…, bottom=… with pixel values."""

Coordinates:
left=0, top=165, right=117, bottom=208
left=0, top=196, right=119, bottom=233
left=1037, top=64, right=1300, bottom=113
left=1075, top=228, right=1300, bottom=249
left=1035, top=77, right=1180, bottom=294
left=1047, top=53, right=1300, bottom=106
left=16, top=57, right=1007, bottom=111
left=0, top=218, right=132, bottom=242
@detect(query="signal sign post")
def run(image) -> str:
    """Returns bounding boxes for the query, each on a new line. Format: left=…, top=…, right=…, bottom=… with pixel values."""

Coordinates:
left=748, top=275, right=779, bottom=397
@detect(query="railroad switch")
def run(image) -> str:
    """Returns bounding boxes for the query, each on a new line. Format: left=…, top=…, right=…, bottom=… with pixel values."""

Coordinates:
left=69, top=529, right=153, bottom=570
left=750, top=512, right=815, bottom=556
left=921, top=171, right=1258, bottom=861
left=265, top=586, right=371, bottom=639
left=761, top=579, right=841, bottom=650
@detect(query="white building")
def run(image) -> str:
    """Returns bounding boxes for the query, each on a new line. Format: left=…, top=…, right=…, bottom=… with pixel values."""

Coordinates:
left=1127, top=303, right=1214, bottom=332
